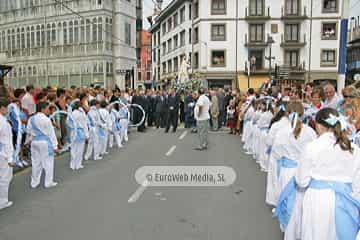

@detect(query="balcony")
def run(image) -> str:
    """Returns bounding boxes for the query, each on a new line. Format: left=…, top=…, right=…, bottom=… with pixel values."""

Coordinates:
left=245, top=7, right=270, bottom=21
left=278, top=63, right=306, bottom=81
left=281, top=6, right=308, bottom=21
left=280, top=34, right=307, bottom=48
left=244, top=34, right=269, bottom=48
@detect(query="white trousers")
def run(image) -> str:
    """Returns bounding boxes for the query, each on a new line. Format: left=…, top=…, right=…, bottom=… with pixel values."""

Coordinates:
left=0, top=159, right=12, bottom=206
left=70, top=141, right=85, bottom=170
left=109, top=132, right=122, bottom=148
left=119, top=119, right=128, bottom=142
left=31, top=141, right=55, bottom=188
left=101, top=131, right=109, bottom=154
left=85, top=129, right=101, bottom=160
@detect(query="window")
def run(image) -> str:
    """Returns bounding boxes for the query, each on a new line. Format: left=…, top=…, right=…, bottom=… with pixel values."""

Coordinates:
left=167, top=18, right=172, bottom=32
left=211, top=50, right=226, bottom=67
left=285, top=50, right=299, bottom=67
left=249, top=24, right=264, bottom=42
left=189, top=29, right=192, bottom=44
left=167, top=60, right=172, bottom=73
left=180, top=30, right=185, bottom=46
left=194, top=52, right=199, bottom=69
left=321, top=49, right=336, bottom=65
left=249, top=50, right=264, bottom=70
left=162, top=42, right=166, bottom=55
left=211, top=24, right=226, bottom=41
left=125, top=23, right=131, bottom=45
left=321, top=22, right=337, bottom=40
left=249, top=0, right=264, bottom=16
left=162, top=62, right=166, bottom=73
left=167, top=39, right=172, bottom=53
left=323, top=0, right=337, bottom=12
left=211, top=0, right=226, bottom=15
left=174, top=35, right=178, bottom=49
left=180, top=7, right=185, bottom=23
left=192, top=27, right=198, bottom=43
left=162, top=23, right=166, bottom=35
left=173, top=13, right=178, bottom=27
left=285, top=0, right=299, bottom=15
left=193, top=2, right=199, bottom=19
left=69, top=21, right=74, bottom=44
left=189, top=4, right=192, bottom=20
left=284, top=24, right=299, bottom=42
left=92, top=18, right=97, bottom=42
left=80, top=20, right=85, bottom=43
left=86, top=19, right=91, bottom=43
left=174, top=57, right=179, bottom=72
left=98, top=18, right=103, bottom=42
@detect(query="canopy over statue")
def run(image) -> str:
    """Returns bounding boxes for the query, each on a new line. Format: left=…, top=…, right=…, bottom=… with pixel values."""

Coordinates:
left=178, top=55, right=190, bottom=84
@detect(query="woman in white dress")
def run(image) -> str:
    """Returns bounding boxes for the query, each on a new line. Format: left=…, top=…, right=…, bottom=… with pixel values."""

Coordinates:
left=256, top=99, right=274, bottom=171
left=296, top=108, right=360, bottom=240
left=265, top=102, right=291, bottom=206
left=273, top=101, right=317, bottom=240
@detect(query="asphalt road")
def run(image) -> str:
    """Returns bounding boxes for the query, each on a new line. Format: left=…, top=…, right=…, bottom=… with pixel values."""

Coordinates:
left=0, top=127, right=282, bottom=240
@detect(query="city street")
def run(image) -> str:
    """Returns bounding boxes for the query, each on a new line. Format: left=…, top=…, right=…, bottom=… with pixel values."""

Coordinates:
left=0, top=128, right=282, bottom=240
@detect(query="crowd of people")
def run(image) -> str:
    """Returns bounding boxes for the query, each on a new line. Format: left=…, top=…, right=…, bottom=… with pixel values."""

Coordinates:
left=239, top=81, right=360, bottom=240
left=1, top=79, right=360, bottom=240
left=0, top=84, right=134, bottom=210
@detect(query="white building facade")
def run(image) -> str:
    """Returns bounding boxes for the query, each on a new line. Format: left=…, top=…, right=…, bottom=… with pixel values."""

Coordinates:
left=0, top=0, right=137, bottom=89
left=152, top=0, right=348, bottom=90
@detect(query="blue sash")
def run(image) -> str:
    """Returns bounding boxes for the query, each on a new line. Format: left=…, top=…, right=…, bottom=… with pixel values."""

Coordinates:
left=30, top=116, right=54, bottom=156
left=88, top=115, right=95, bottom=128
left=260, top=127, right=268, bottom=132
left=277, top=157, right=297, bottom=178
left=309, top=179, right=360, bottom=240
left=274, top=177, right=297, bottom=228
left=112, top=112, right=121, bottom=132
left=266, top=145, right=272, bottom=155
left=67, top=115, right=86, bottom=143
left=119, top=108, right=128, bottom=119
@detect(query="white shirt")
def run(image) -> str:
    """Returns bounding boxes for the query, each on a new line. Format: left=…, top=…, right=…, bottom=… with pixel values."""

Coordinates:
left=21, top=92, right=36, bottom=115
left=72, top=108, right=89, bottom=139
left=0, top=114, right=14, bottom=164
left=274, top=124, right=317, bottom=163
left=296, top=132, right=360, bottom=199
left=194, top=94, right=211, bottom=121
left=26, top=112, right=58, bottom=150
left=257, top=111, right=273, bottom=128
left=266, top=117, right=291, bottom=149
left=323, top=94, right=341, bottom=109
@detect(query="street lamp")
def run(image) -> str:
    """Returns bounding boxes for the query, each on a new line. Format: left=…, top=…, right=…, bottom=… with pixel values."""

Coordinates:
left=265, top=35, right=275, bottom=80
left=0, top=64, right=13, bottom=102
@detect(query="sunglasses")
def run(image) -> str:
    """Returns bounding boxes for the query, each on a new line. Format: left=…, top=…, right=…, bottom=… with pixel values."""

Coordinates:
left=344, top=95, right=354, bottom=98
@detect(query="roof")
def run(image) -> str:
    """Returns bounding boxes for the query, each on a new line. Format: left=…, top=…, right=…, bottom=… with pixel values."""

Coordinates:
left=149, top=0, right=191, bottom=33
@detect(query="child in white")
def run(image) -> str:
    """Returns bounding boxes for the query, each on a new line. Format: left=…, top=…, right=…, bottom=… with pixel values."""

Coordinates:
left=26, top=102, right=58, bottom=188
left=109, top=104, right=123, bottom=148
left=296, top=108, right=360, bottom=240
left=85, top=100, right=103, bottom=161
left=69, top=101, right=89, bottom=170
left=0, top=99, right=14, bottom=210
left=98, top=101, right=112, bottom=154
left=119, top=104, right=130, bottom=143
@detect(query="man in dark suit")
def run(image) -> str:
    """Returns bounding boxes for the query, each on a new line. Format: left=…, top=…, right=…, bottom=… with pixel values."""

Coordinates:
left=165, top=88, right=179, bottom=133
left=217, top=88, right=225, bottom=129
left=155, top=90, right=166, bottom=128
left=132, top=90, right=148, bottom=132
left=146, top=90, right=156, bottom=127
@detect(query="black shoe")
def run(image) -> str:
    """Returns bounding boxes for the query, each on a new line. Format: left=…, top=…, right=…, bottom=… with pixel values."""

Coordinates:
left=172, top=130, right=176, bottom=133
left=165, top=130, right=169, bottom=133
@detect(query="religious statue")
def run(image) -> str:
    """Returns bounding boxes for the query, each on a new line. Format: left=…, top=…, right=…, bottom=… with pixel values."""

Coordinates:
left=178, top=55, right=190, bottom=84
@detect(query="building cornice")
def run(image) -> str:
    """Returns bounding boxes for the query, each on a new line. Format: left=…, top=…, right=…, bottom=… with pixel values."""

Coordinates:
left=150, top=0, right=191, bottom=33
